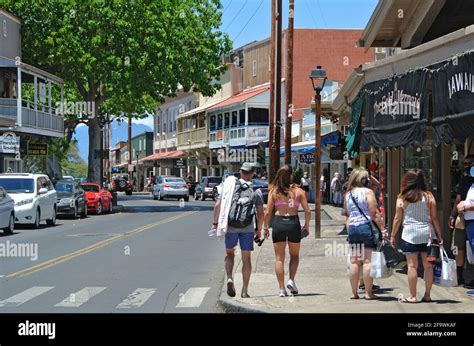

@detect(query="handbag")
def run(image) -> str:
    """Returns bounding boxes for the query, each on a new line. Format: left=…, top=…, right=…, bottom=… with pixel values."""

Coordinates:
left=370, top=250, right=394, bottom=279
left=433, top=246, right=457, bottom=287
left=349, top=192, right=382, bottom=246
left=379, top=239, right=406, bottom=269
left=426, top=228, right=440, bottom=264
left=455, top=214, right=465, bottom=230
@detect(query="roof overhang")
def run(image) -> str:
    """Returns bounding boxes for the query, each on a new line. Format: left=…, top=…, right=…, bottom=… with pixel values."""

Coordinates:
left=357, top=0, right=446, bottom=51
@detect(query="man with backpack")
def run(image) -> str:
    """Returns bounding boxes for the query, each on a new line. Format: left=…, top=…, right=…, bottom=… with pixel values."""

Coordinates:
left=211, top=162, right=265, bottom=298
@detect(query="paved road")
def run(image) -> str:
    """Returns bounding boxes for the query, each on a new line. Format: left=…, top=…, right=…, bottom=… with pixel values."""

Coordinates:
left=0, top=194, right=224, bottom=313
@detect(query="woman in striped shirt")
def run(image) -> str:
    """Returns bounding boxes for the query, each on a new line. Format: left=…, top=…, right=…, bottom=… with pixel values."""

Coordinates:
left=390, top=169, right=444, bottom=303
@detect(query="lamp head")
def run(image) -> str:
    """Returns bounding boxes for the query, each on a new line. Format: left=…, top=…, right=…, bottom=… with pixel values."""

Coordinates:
left=310, top=65, right=327, bottom=93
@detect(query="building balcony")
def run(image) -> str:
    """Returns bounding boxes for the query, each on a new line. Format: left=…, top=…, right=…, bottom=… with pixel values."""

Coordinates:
left=0, top=98, right=64, bottom=136
left=209, top=125, right=268, bottom=149
left=177, top=127, right=207, bottom=150
left=0, top=58, right=64, bottom=138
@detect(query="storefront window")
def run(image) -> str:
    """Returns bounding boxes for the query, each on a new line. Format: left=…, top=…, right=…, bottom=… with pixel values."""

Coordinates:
left=239, top=109, right=245, bottom=126
left=210, top=115, right=216, bottom=131
left=248, top=108, right=269, bottom=125
left=401, top=139, right=442, bottom=201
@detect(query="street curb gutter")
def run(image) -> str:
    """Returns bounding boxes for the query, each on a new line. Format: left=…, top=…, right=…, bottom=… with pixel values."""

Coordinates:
left=218, top=294, right=266, bottom=313
left=113, top=205, right=125, bottom=213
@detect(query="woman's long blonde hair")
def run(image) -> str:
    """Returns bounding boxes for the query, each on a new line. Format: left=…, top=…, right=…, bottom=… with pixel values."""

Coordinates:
left=346, top=167, right=369, bottom=192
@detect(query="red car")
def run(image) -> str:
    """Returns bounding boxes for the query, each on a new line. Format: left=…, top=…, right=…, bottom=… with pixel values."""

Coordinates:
left=80, top=183, right=113, bottom=215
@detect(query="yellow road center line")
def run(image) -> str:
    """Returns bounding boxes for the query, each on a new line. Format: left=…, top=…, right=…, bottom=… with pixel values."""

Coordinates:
left=6, top=211, right=196, bottom=279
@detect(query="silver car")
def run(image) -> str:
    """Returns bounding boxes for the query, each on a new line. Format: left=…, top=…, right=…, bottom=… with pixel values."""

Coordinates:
left=0, top=186, right=15, bottom=234
left=153, top=177, right=189, bottom=201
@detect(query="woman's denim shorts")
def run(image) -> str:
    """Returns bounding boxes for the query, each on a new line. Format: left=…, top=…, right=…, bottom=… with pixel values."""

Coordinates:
left=347, top=222, right=376, bottom=248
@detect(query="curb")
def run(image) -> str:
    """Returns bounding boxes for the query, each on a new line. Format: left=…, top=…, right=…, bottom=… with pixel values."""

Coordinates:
left=113, top=205, right=126, bottom=213
left=218, top=297, right=266, bottom=313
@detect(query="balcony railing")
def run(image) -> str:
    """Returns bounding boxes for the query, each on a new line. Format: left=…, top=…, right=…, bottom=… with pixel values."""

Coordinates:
left=177, top=127, right=207, bottom=149
left=0, top=98, right=64, bottom=135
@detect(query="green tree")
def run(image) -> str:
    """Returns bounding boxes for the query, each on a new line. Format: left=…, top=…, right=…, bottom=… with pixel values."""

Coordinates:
left=62, top=140, right=88, bottom=177
left=2, top=0, right=231, bottom=182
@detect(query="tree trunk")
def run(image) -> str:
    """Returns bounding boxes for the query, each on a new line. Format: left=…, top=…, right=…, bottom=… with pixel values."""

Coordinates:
left=88, top=112, right=100, bottom=183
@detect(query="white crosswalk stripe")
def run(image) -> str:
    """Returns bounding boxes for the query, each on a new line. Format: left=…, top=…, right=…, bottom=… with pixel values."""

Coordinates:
left=55, top=287, right=106, bottom=307
left=175, top=287, right=211, bottom=308
left=116, top=288, right=157, bottom=309
left=0, top=286, right=54, bottom=307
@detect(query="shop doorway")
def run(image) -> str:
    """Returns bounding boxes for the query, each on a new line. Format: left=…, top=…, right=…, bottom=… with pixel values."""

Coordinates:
left=3, top=157, right=23, bottom=173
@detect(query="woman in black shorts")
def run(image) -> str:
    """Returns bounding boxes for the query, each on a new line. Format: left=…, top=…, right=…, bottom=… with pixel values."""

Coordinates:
left=263, top=165, right=311, bottom=297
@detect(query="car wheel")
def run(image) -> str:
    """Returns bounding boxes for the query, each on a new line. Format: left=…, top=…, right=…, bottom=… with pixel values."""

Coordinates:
left=159, top=191, right=164, bottom=201
left=32, top=209, right=41, bottom=229
left=96, top=201, right=103, bottom=215
left=3, top=213, right=14, bottom=235
left=73, top=204, right=78, bottom=219
left=46, top=207, right=57, bottom=226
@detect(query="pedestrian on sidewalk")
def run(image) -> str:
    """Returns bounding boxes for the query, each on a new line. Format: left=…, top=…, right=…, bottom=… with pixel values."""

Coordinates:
left=211, top=162, right=265, bottom=298
left=390, top=169, right=444, bottom=303
left=449, top=155, right=474, bottom=287
left=300, top=172, right=311, bottom=199
left=263, top=165, right=311, bottom=297
left=331, top=172, right=343, bottom=207
left=456, top=161, right=474, bottom=289
left=344, top=168, right=386, bottom=300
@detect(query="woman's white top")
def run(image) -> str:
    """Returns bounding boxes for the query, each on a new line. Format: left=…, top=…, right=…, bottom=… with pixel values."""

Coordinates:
left=401, top=194, right=436, bottom=244
left=464, top=184, right=474, bottom=221
left=345, top=187, right=371, bottom=226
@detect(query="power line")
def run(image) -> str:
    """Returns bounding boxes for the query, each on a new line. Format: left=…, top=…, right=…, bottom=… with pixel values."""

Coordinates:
left=304, top=0, right=318, bottom=28
left=232, top=0, right=264, bottom=42
left=316, top=0, right=328, bottom=28
left=222, top=0, right=233, bottom=15
left=224, top=0, right=248, bottom=32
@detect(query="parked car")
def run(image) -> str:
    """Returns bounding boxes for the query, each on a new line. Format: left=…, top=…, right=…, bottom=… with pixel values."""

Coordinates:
left=0, top=186, right=15, bottom=234
left=80, top=182, right=113, bottom=215
left=62, top=175, right=74, bottom=181
left=194, top=176, right=222, bottom=201
left=55, top=180, right=87, bottom=218
left=110, top=174, right=133, bottom=195
left=153, top=177, right=189, bottom=201
left=74, top=177, right=88, bottom=184
left=0, top=173, right=57, bottom=228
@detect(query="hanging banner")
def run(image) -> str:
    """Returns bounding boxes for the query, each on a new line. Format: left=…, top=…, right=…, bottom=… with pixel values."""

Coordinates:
left=362, top=69, right=429, bottom=149
left=431, top=51, right=474, bottom=144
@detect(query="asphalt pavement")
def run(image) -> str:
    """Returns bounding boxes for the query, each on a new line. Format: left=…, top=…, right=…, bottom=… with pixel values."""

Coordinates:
left=0, top=194, right=224, bottom=313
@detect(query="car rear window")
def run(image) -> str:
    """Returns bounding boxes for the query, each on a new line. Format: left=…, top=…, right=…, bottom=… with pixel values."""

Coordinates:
left=164, top=178, right=186, bottom=183
left=0, top=178, right=35, bottom=193
left=207, top=177, right=222, bottom=185
left=56, top=182, right=74, bottom=193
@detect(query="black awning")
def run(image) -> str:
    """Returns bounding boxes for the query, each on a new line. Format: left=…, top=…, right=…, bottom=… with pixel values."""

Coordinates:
left=432, top=109, right=474, bottom=144
left=362, top=69, right=430, bottom=149
left=362, top=119, right=427, bottom=149
left=431, top=51, right=474, bottom=144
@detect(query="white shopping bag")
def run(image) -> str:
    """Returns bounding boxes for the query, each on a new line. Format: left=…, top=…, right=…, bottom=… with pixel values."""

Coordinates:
left=370, top=251, right=393, bottom=279
left=467, top=241, right=474, bottom=265
left=434, top=246, right=457, bottom=287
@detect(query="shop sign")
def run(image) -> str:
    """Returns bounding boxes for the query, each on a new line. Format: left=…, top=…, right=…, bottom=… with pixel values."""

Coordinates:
left=28, top=143, right=48, bottom=156
left=173, top=158, right=187, bottom=169
left=0, top=132, right=20, bottom=155
left=299, top=153, right=315, bottom=164
left=128, top=164, right=135, bottom=172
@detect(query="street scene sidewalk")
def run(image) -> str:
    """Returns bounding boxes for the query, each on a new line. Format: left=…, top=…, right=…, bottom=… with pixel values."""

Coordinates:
left=219, top=205, right=474, bottom=313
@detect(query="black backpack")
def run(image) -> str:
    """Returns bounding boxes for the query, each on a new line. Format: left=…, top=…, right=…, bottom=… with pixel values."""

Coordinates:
left=228, top=179, right=256, bottom=228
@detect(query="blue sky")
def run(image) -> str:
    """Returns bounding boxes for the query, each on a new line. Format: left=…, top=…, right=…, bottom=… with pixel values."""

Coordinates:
left=136, top=0, right=378, bottom=127
left=221, top=0, right=379, bottom=49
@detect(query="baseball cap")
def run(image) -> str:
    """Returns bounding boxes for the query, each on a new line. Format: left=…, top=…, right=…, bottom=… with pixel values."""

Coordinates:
left=240, top=162, right=255, bottom=172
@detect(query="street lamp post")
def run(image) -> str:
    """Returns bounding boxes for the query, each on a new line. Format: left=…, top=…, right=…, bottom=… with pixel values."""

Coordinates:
left=310, top=66, right=327, bottom=239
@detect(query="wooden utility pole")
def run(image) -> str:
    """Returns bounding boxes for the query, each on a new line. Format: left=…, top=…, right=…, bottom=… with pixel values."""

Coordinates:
left=128, top=116, right=132, bottom=186
left=284, top=0, right=294, bottom=165
left=269, top=0, right=283, bottom=181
